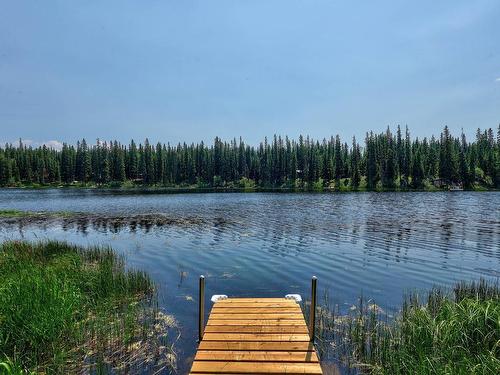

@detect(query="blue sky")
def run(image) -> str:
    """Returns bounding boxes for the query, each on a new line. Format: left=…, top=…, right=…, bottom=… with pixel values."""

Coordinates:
left=0, top=0, right=499, bottom=148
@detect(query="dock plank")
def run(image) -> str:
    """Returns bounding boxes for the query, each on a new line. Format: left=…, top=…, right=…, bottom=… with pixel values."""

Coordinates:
left=195, top=350, right=319, bottom=362
left=204, top=325, right=309, bottom=334
left=207, top=319, right=306, bottom=326
left=208, top=313, right=304, bottom=320
left=190, top=298, right=322, bottom=374
left=197, top=341, right=315, bottom=351
left=213, top=302, right=297, bottom=308
left=212, top=307, right=301, bottom=313
left=191, top=361, right=322, bottom=374
left=203, top=333, right=311, bottom=342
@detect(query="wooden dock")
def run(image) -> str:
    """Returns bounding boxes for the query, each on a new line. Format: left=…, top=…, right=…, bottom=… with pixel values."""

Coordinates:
left=190, top=297, right=323, bottom=374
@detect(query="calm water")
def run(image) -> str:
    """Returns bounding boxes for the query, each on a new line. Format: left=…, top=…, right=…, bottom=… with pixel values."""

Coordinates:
left=1, top=189, right=499, bottom=373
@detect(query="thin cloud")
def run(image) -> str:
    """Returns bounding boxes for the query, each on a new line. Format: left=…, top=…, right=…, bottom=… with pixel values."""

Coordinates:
left=1, top=139, right=63, bottom=151
left=42, top=140, right=64, bottom=150
left=495, top=77, right=500, bottom=82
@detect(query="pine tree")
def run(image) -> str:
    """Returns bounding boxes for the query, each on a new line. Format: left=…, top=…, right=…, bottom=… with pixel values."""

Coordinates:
left=144, top=139, right=155, bottom=184
left=60, top=143, right=74, bottom=183
left=439, top=126, right=458, bottom=183
left=396, top=125, right=404, bottom=186
left=333, top=135, right=342, bottom=189
left=101, top=142, right=111, bottom=183
left=366, top=132, right=377, bottom=189
left=411, top=141, right=424, bottom=188
left=350, top=136, right=360, bottom=190
left=0, top=155, right=11, bottom=186
left=112, top=141, right=126, bottom=182
left=402, top=126, right=411, bottom=187
left=128, top=140, right=139, bottom=180
left=156, top=142, right=164, bottom=183
left=382, top=127, right=396, bottom=188
left=459, top=132, right=471, bottom=188
left=494, top=124, right=500, bottom=188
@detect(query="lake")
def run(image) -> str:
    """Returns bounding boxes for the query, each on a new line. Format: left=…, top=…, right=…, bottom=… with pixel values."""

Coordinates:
left=1, top=189, right=499, bottom=373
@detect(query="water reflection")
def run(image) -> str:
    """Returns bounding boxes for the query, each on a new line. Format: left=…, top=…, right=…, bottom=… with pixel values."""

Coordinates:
left=1, top=194, right=499, bottom=263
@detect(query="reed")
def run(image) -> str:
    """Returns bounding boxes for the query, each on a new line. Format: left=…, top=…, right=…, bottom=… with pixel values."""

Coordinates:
left=0, top=240, right=176, bottom=374
left=314, top=280, right=500, bottom=374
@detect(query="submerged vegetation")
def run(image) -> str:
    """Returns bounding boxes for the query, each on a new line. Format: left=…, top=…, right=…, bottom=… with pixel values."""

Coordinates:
left=0, top=209, right=75, bottom=218
left=0, top=241, right=176, bottom=374
left=0, top=209, right=209, bottom=226
left=0, top=125, right=499, bottom=190
left=0, top=210, right=27, bottom=217
left=315, top=279, right=500, bottom=374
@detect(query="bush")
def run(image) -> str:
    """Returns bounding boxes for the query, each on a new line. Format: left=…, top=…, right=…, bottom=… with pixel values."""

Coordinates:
left=238, top=177, right=256, bottom=189
left=313, top=178, right=325, bottom=190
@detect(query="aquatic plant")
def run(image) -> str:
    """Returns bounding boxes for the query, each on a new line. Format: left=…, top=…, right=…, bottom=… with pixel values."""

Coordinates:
left=0, top=209, right=75, bottom=218
left=314, top=279, right=500, bottom=374
left=0, top=240, right=177, bottom=374
left=0, top=210, right=26, bottom=217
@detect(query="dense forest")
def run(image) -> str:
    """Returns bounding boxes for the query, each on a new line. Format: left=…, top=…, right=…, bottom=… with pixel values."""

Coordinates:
left=0, top=125, right=499, bottom=190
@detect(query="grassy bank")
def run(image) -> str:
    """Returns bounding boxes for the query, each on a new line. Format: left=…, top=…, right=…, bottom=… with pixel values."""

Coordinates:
left=314, top=279, right=500, bottom=374
left=0, top=241, right=176, bottom=374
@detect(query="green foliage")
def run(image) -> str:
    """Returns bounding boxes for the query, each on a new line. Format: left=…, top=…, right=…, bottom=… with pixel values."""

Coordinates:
left=1, top=125, right=499, bottom=190
left=0, top=357, right=29, bottom=375
left=313, top=178, right=325, bottom=190
left=213, top=175, right=223, bottom=187
left=0, top=241, right=172, bottom=373
left=238, top=177, right=256, bottom=189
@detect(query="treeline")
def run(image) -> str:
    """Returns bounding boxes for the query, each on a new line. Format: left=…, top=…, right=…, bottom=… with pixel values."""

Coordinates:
left=0, top=125, right=499, bottom=190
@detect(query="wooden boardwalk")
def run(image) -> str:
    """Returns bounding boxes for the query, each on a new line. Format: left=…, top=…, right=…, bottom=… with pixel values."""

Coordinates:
left=190, top=297, right=323, bottom=374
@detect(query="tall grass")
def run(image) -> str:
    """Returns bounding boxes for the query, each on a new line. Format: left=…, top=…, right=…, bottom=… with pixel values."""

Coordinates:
left=313, top=280, right=500, bottom=374
left=0, top=241, right=176, bottom=374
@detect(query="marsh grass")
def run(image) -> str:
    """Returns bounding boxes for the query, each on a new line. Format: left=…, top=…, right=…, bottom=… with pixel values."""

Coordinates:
left=310, top=280, right=500, bottom=374
left=0, top=241, right=176, bottom=374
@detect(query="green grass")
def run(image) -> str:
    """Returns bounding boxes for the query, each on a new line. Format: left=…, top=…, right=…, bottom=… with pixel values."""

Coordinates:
left=314, top=279, right=500, bottom=374
left=0, top=241, right=176, bottom=374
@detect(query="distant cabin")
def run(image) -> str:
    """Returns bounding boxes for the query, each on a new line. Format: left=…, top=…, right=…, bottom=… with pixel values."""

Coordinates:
left=433, top=178, right=463, bottom=190
left=433, top=178, right=446, bottom=188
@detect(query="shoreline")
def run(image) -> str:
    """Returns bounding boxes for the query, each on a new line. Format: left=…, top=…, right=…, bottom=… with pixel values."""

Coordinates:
left=1, top=184, right=497, bottom=193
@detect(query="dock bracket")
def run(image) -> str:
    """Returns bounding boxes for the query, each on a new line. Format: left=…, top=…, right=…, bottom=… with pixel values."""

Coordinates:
left=211, top=294, right=228, bottom=302
left=285, top=294, right=302, bottom=302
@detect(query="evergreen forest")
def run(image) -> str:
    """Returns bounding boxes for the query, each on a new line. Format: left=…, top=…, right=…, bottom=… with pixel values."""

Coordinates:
left=1, top=125, right=499, bottom=190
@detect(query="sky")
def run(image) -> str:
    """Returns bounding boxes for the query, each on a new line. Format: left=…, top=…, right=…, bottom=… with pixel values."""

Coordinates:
left=0, top=0, right=499, bottom=149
